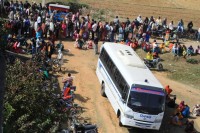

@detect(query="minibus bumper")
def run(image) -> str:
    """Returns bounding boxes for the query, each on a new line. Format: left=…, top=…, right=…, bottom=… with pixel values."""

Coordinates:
left=121, top=116, right=161, bottom=130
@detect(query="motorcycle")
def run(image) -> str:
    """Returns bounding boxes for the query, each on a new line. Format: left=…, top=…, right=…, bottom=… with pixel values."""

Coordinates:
left=61, top=121, right=98, bottom=133
left=144, top=58, right=163, bottom=71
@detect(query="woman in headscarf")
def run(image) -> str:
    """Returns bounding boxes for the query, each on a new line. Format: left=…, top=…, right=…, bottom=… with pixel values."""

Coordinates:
left=178, top=101, right=185, bottom=112
left=61, top=21, right=67, bottom=38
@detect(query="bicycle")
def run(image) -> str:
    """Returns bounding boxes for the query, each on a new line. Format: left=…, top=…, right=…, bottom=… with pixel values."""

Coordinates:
left=49, top=58, right=66, bottom=73
left=67, top=115, right=98, bottom=133
left=69, top=104, right=83, bottom=117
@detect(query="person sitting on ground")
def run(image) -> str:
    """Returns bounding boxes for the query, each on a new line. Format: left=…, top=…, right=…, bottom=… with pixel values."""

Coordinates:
left=62, top=73, right=73, bottom=88
left=172, top=43, right=179, bottom=56
left=171, top=113, right=183, bottom=126
left=153, top=43, right=161, bottom=54
left=192, top=104, right=200, bottom=116
left=178, top=101, right=185, bottom=112
left=167, top=95, right=176, bottom=108
left=86, top=38, right=94, bottom=49
left=187, top=45, right=194, bottom=56
left=174, top=107, right=184, bottom=120
left=130, top=38, right=138, bottom=50
left=185, top=120, right=195, bottom=133
left=182, top=104, right=190, bottom=118
left=159, top=41, right=166, bottom=53
left=195, top=45, right=200, bottom=55
left=62, top=87, right=72, bottom=100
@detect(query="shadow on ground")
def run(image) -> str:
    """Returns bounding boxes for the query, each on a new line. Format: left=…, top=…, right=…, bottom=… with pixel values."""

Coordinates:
left=75, top=94, right=91, bottom=103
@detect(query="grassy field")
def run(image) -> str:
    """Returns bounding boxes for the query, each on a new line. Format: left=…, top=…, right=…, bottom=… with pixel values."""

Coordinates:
left=27, top=0, right=200, bottom=27
left=79, top=0, right=200, bottom=28
left=136, top=47, right=200, bottom=90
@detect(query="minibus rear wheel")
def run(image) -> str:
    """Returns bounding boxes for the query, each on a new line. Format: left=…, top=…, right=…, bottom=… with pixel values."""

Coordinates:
left=101, top=82, right=106, bottom=97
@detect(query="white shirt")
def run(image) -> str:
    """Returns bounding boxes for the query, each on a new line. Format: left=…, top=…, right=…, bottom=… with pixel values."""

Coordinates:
left=34, top=21, right=38, bottom=31
left=156, top=19, right=162, bottom=26
left=49, top=22, right=54, bottom=31
left=169, top=23, right=174, bottom=30
left=137, top=16, right=143, bottom=23
left=36, top=38, right=40, bottom=48
left=92, top=23, right=97, bottom=32
left=37, top=16, right=41, bottom=24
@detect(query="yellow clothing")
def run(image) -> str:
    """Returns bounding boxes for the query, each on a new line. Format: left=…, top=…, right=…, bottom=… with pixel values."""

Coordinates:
left=165, top=41, right=170, bottom=47
left=146, top=52, right=153, bottom=60
left=160, top=43, right=166, bottom=53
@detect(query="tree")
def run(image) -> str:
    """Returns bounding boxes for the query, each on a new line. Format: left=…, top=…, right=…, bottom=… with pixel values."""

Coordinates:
left=0, top=50, right=6, bottom=133
left=0, top=17, right=7, bottom=133
left=3, top=56, right=68, bottom=133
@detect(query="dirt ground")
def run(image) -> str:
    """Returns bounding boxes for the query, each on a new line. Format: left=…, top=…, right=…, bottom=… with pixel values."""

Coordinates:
left=56, top=40, right=200, bottom=133
left=79, top=0, right=200, bottom=28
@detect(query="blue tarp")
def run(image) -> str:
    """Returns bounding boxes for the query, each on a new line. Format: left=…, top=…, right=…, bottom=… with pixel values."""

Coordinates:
left=53, top=12, right=69, bottom=21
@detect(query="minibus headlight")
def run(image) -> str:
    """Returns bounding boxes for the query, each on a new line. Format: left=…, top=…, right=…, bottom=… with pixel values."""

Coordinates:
left=124, top=114, right=134, bottom=119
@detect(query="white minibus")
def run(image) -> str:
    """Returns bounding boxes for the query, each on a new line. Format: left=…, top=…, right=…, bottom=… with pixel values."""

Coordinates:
left=96, top=42, right=165, bottom=130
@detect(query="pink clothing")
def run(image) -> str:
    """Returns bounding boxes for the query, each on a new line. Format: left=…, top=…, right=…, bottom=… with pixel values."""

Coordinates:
left=179, top=101, right=185, bottom=111
left=62, top=23, right=67, bottom=37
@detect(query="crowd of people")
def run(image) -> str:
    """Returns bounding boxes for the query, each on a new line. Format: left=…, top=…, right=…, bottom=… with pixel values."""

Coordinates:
left=3, top=0, right=200, bottom=60
left=1, top=1, right=200, bottom=132
left=165, top=85, right=200, bottom=133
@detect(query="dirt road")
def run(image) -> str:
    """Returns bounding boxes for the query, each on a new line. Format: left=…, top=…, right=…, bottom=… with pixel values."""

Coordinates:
left=58, top=41, right=200, bottom=133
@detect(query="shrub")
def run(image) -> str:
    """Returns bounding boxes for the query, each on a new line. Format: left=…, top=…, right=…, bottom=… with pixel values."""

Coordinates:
left=46, top=1, right=89, bottom=13
left=186, top=58, right=198, bottom=64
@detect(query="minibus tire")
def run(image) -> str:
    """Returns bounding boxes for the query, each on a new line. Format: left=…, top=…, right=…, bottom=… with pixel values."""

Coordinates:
left=119, top=115, right=123, bottom=127
left=101, top=82, right=106, bottom=97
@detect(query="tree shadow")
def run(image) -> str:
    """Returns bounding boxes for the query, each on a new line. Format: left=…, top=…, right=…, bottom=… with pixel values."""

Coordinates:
left=75, top=94, right=91, bottom=103
left=63, top=50, right=75, bottom=56
left=62, top=69, right=79, bottom=74
left=63, top=59, right=69, bottom=63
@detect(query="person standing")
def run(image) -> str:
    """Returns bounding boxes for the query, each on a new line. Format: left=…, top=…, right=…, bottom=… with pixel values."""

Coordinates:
left=197, top=27, right=200, bottom=42
left=57, top=49, right=63, bottom=72
left=49, top=19, right=54, bottom=37
left=94, top=37, right=99, bottom=55
left=92, top=21, right=97, bottom=40
left=169, top=21, right=174, bottom=31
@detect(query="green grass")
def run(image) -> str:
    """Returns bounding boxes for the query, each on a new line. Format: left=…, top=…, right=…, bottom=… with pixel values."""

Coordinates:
left=136, top=48, right=200, bottom=89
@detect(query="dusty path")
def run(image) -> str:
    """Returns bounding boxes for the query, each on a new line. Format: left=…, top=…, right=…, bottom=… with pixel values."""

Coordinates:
left=58, top=41, right=127, bottom=133
left=58, top=41, right=200, bottom=133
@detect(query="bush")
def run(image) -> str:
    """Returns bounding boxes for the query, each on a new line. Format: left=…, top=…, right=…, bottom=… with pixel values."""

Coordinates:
left=46, top=1, right=89, bottom=13
left=186, top=58, right=198, bottom=64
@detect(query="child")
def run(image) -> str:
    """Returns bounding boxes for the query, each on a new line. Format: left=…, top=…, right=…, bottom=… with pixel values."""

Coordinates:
left=87, top=38, right=94, bottom=49
left=171, top=113, right=183, bottom=126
